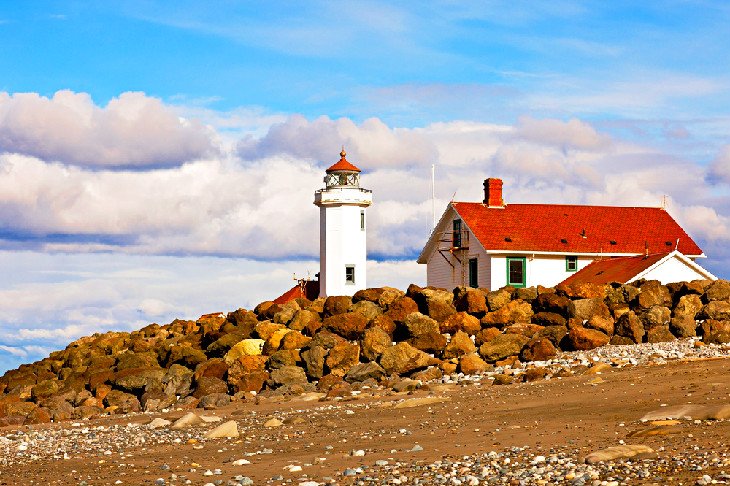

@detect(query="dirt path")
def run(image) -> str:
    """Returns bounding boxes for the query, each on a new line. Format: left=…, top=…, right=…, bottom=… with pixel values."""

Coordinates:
left=1, top=358, right=729, bottom=485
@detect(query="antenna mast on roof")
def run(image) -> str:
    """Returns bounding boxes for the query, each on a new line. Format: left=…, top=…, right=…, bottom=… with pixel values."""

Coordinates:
left=431, top=164, right=436, bottom=230
left=661, top=195, right=667, bottom=210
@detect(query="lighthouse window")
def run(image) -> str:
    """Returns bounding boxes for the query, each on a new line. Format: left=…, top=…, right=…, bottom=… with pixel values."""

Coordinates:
left=360, top=210, right=365, bottom=230
left=345, top=265, right=355, bottom=284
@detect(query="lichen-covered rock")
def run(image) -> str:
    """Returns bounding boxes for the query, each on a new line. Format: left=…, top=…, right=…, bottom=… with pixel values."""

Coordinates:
left=532, top=312, right=567, bottom=327
left=640, top=305, right=671, bottom=329
left=673, top=294, right=703, bottom=320
left=113, top=367, right=165, bottom=393
left=350, top=300, right=383, bottom=321
left=301, top=345, right=327, bottom=380
left=410, top=287, right=457, bottom=322
left=279, top=330, right=310, bottom=351
left=573, top=298, right=611, bottom=322
left=407, top=331, right=447, bottom=354
left=224, top=339, right=265, bottom=364
left=536, top=325, right=569, bottom=347
left=478, top=334, right=529, bottom=363
left=193, top=376, right=228, bottom=398
left=267, top=349, right=300, bottom=369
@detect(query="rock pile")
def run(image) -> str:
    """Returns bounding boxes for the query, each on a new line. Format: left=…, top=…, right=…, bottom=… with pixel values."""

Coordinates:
left=1, top=279, right=729, bottom=426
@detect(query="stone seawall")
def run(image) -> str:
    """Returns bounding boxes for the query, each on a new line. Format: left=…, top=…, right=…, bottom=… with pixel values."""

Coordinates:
left=1, top=279, right=729, bottom=425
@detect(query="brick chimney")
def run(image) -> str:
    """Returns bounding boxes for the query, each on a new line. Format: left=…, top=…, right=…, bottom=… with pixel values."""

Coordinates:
left=483, top=178, right=504, bottom=208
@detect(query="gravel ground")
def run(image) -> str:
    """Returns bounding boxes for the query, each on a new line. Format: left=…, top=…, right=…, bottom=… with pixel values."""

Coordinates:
left=0, top=338, right=728, bottom=486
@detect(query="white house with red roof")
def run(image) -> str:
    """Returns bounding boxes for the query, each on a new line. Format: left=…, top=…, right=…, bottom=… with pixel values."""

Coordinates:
left=418, top=178, right=712, bottom=290
left=314, top=149, right=372, bottom=297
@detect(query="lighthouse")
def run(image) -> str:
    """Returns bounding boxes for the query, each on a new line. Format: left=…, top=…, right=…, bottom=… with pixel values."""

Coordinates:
left=314, top=149, right=372, bottom=297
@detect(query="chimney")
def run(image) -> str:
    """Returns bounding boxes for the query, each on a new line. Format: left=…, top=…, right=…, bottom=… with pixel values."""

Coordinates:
left=483, top=178, right=504, bottom=208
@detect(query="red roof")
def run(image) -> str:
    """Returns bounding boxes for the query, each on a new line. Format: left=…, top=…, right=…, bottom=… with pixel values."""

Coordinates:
left=326, top=149, right=361, bottom=173
left=561, top=253, right=668, bottom=285
left=452, top=202, right=703, bottom=256
left=273, top=280, right=320, bottom=304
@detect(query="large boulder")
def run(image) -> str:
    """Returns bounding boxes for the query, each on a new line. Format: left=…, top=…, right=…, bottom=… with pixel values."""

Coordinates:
left=385, top=297, right=420, bottom=323
left=360, top=327, right=392, bottom=362
left=557, top=282, right=607, bottom=300
left=226, top=308, right=258, bottom=337
left=267, top=349, right=300, bottom=369
left=533, top=293, right=575, bottom=318
left=673, top=294, right=703, bottom=320
left=269, top=365, right=308, bottom=387
left=443, top=331, right=477, bottom=359
left=481, top=300, right=534, bottom=328
left=700, top=319, right=730, bottom=344
left=403, top=312, right=440, bottom=337
left=224, top=339, right=265, bottom=364
left=345, top=362, right=386, bottom=383
left=568, top=327, right=609, bottom=350
left=646, top=325, right=676, bottom=343
left=614, top=311, right=645, bottom=343
left=520, top=337, right=557, bottom=361
left=453, top=287, right=488, bottom=316
left=104, top=390, right=141, bottom=414
left=704, top=280, right=730, bottom=302
left=301, top=345, right=327, bottom=380
left=162, top=364, right=194, bottom=397
left=113, top=367, right=165, bottom=393
left=192, top=376, right=228, bottom=398
left=409, top=287, right=457, bottom=322
left=279, top=331, right=311, bottom=351
left=324, top=342, right=360, bottom=375
left=669, top=316, right=697, bottom=338
left=572, top=298, right=611, bottom=322
left=323, top=296, right=352, bottom=317
left=440, top=312, right=481, bottom=335
left=636, top=281, right=671, bottom=309
left=700, top=301, right=730, bottom=320
left=458, top=353, right=489, bottom=374
left=288, top=310, right=322, bottom=336
left=584, top=315, right=615, bottom=337
left=639, top=306, right=671, bottom=329
left=478, top=334, right=529, bottom=363
left=323, top=312, right=369, bottom=340
left=532, top=312, right=567, bottom=327
left=379, top=342, right=434, bottom=375
left=350, top=301, right=383, bottom=321
left=486, top=288, right=512, bottom=311
left=407, top=331, right=447, bottom=354
left=166, top=345, right=207, bottom=368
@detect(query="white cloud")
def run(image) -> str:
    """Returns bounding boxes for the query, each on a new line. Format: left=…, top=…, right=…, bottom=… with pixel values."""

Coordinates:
left=708, top=145, right=730, bottom=184
left=0, top=90, right=215, bottom=168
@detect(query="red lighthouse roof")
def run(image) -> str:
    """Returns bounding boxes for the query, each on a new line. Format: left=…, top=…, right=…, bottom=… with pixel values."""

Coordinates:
left=326, top=149, right=361, bottom=173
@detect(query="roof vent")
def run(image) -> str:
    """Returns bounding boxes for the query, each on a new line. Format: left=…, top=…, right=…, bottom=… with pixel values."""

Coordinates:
left=665, top=241, right=672, bottom=246
left=560, top=238, right=568, bottom=244
left=609, top=240, right=617, bottom=245
left=504, top=237, right=512, bottom=242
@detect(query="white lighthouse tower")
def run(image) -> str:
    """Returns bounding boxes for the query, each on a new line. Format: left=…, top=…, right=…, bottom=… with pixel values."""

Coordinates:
left=314, top=149, right=372, bottom=297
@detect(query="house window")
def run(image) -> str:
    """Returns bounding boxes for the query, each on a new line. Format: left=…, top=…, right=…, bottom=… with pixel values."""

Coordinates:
left=566, top=256, right=578, bottom=272
left=506, top=257, right=526, bottom=288
left=468, top=258, right=478, bottom=288
left=360, top=210, right=365, bottom=230
left=453, top=219, right=462, bottom=248
left=345, top=265, right=355, bottom=284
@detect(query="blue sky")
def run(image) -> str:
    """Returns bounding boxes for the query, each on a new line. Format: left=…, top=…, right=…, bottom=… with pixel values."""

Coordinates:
left=0, top=1, right=729, bottom=371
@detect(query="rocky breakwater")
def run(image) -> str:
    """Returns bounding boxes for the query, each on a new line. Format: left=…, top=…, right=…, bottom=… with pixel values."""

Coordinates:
left=1, top=279, right=729, bottom=426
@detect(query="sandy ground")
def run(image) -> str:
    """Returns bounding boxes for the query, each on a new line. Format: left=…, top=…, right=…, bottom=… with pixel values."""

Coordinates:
left=1, top=357, right=729, bottom=485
